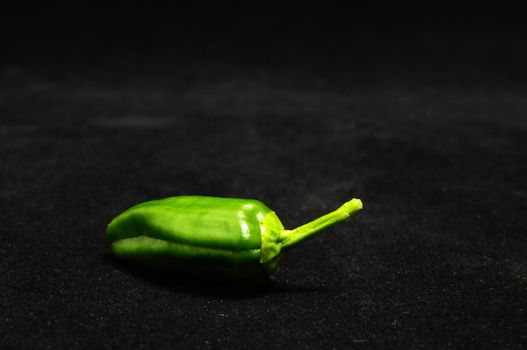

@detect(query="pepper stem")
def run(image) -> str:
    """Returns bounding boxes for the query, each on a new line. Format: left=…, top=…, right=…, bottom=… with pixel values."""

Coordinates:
left=279, top=198, right=363, bottom=249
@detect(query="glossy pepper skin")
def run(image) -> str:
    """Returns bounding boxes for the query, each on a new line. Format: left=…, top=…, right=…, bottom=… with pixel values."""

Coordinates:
left=106, top=196, right=362, bottom=282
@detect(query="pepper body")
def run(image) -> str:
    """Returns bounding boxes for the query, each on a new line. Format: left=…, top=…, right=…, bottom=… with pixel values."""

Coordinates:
left=106, top=195, right=362, bottom=281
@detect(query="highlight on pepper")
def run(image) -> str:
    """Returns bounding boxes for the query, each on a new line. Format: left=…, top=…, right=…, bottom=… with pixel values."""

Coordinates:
left=106, top=196, right=363, bottom=281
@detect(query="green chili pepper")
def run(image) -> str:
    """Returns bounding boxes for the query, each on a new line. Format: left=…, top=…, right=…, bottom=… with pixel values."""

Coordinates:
left=106, top=196, right=362, bottom=282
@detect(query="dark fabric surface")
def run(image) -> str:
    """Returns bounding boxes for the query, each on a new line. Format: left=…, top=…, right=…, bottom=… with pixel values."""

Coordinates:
left=2, top=7, right=527, bottom=349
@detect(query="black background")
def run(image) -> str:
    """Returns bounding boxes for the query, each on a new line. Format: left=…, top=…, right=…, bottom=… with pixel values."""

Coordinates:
left=2, top=4, right=526, bottom=349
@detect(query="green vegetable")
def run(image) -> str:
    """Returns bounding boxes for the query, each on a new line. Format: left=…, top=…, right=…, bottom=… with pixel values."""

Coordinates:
left=106, top=196, right=362, bottom=282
